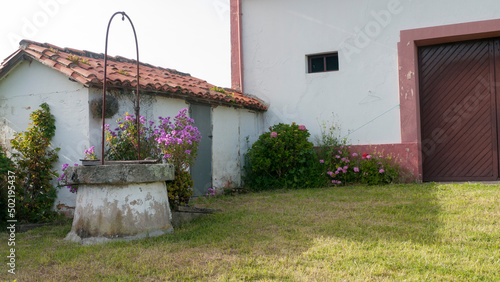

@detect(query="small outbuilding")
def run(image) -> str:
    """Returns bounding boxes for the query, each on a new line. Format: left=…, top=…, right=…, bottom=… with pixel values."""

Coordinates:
left=0, top=39, right=267, bottom=215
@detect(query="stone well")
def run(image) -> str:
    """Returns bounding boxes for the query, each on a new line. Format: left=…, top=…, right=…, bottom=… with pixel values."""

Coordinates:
left=64, top=163, right=175, bottom=245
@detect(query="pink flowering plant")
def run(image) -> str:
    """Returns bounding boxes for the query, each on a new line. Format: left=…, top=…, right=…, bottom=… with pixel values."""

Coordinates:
left=205, top=187, right=216, bottom=196
left=105, top=112, right=160, bottom=160
left=60, top=109, right=201, bottom=208
left=316, top=118, right=407, bottom=185
left=83, top=146, right=97, bottom=160
left=58, top=163, right=79, bottom=193
left=155, top=109, right=201, bottom=207
left=155, top=109, right=201, bottom=173
left=320, top=146, right=405, bottom=186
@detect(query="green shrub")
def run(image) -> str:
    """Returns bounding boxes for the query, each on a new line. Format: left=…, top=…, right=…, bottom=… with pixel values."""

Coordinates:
left=0, top=145, right=15, bottom=228
left=10, top=103, right=60, bottom=223
left=166, top=170, right=193, bottom=209
left=244, top=123, right=324, bottom=190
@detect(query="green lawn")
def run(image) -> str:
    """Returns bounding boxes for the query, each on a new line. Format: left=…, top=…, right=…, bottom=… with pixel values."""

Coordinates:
left=1, top=183, right=499, bottom=281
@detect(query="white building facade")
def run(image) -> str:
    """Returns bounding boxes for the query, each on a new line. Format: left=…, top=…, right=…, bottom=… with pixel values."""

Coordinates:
left=231, top=0, right=500, bottom=181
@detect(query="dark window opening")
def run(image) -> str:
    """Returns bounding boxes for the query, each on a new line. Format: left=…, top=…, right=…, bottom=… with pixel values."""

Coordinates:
left=308, top=52, right=339, bottom=73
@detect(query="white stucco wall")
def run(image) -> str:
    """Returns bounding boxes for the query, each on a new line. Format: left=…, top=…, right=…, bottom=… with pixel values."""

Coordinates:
left=241, top=0, right=500, bottom=145
left=0, top=59, right=90, bottom=211
left=212, top=106, right=264, bottom=189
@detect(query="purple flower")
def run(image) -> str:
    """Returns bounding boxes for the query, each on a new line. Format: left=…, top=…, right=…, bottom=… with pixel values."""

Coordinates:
left=352, top=153, right=358, bottom=157
left=354, top=167, right=360, bottom=172
left=206, top=187, right=216, bottom=196
left=270, top=131, right=278, bottom=138
left=298, top=125, right=306, bottom=131
left=327, top=171, right=333, bottom=176
left=185, top=150, right=191, bottom=155
left=367, top=155, right=372, bottom=159
left=335, top=155, right=340, bottom=159
left=319, top=159, right=324, bottom=163
left=379, top=169, right=385, bottom=173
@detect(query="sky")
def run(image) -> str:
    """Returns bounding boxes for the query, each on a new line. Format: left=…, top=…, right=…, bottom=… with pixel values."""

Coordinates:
left=0, top=0, right=231, bottom=87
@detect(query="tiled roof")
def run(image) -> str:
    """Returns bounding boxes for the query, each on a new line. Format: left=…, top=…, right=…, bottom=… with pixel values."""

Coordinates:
left=0, top=40, right=267, bottom=111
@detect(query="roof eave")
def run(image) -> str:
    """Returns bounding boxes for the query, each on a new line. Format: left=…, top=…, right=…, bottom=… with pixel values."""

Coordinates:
left=88, top=84, right=267, bottom=112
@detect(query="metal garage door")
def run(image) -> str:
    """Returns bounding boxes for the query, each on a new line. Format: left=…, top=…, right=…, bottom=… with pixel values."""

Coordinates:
left=419, top=38, right=500, bottom=181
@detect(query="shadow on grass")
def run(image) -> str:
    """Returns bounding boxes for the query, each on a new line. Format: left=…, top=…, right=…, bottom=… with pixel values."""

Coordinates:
left=308, top=183, right=442, bottom=244
left=154, top=183, right=442, bottom=255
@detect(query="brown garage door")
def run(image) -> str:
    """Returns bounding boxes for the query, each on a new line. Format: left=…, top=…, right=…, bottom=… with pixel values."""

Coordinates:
left=419, top=38, right=500, bottom=181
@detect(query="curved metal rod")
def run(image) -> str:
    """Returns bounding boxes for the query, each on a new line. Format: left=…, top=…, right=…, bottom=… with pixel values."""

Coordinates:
left=101, top=11, right=141, bottom=165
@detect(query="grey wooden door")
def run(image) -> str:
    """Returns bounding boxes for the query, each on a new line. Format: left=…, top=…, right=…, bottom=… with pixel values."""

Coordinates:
left=190, top=103, right=212, bottom=196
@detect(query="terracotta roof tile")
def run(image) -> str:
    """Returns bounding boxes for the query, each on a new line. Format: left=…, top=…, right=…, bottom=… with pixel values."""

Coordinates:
left=38, top=56, right=58, bottom=68
left=1, top=40, right=267, bottom=111
left=23, top=48, right=43, bottom=59
left=70, top=72, right=89, bottom=85
left=28, top=44, right=49, bottom=53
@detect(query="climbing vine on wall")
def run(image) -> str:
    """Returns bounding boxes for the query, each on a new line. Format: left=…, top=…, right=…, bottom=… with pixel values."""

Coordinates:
left=10, top=103, right=61, bottom=223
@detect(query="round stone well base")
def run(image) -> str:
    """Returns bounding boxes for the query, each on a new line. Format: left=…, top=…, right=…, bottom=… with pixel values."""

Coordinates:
left=64, top=163, right=175, bottom=245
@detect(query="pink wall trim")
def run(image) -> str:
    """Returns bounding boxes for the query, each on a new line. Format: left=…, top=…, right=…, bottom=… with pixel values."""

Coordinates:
left=230, top=0, right=243, bottom=91
left=350, top=143, right=420, bottom=181
left=398, top=18, right=500, bottom=180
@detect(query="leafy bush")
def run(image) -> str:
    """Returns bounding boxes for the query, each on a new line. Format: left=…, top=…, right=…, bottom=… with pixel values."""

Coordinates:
left=0, top=145, right=15, bottom=228
left=166, top=170, right=194, bottom=209
left=10, top=103, right=60, bottom=223
left=244, top=123, right=324, bottom=190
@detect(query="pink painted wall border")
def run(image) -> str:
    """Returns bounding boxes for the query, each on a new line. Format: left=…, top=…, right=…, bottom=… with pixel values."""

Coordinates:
left=398, top=18, right=500, bottom=180
left=230, top=0, right=243, bottom=92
